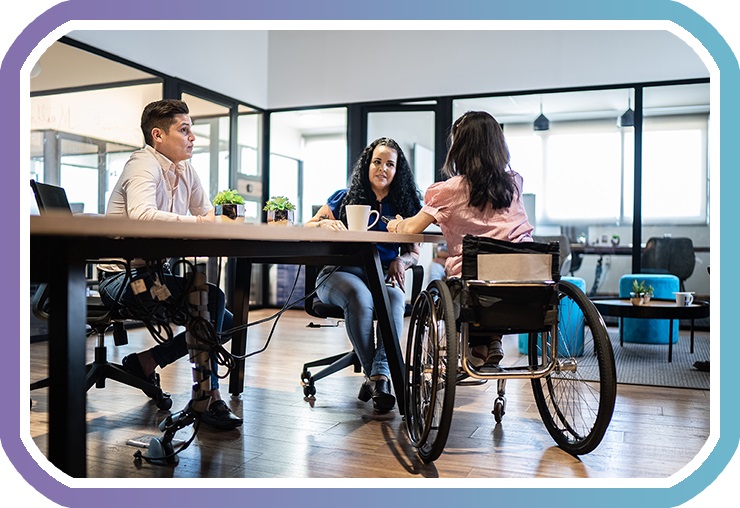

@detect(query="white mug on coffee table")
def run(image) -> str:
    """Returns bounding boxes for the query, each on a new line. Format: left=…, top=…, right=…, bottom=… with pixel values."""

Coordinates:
left=674, top=291, right=695, bottom=306
left=345, top=205, right=380, bottom=231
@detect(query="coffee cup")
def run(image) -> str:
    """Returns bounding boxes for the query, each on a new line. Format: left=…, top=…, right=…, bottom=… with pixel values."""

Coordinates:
left=674, top=291, right=694, bottom=306
left=346, top=205, right=380, bottom=231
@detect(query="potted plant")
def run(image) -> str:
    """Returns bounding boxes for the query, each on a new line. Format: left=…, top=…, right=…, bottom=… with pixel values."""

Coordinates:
left=263, top=196, right=296, bottom=226
left=630, top=279, right=654, bottom=305
left=213, top=189, right=245, bottom=222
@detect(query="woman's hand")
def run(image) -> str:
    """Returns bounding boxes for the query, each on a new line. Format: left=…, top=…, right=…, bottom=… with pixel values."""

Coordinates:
left=385, top=257, right=407, bottom=292
left=386, top=214, right=404, bottom=233
left=313, top=219, right=347, bottom=231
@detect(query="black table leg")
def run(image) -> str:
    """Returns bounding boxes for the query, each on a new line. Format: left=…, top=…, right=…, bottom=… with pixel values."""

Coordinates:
left=228, top=259, right=251, bottom=396
left=619, top=317, right=624, bottom=347
left=361, top=246, right=405, bottom=415
left=47, top=241, right=88, bottom=477
left=690, top=319, right=695, bottom=354
left=668, top=319, right=674, bottom=363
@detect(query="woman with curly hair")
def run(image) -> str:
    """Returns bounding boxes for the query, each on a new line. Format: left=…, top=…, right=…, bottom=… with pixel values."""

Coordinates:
left=305, top=137, right=422, bottom=413
left=387, top=111, right=534, bottom=367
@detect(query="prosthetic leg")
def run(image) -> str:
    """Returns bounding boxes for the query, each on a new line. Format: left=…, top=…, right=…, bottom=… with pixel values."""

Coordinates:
left=147, top=271, right=213, bottom=465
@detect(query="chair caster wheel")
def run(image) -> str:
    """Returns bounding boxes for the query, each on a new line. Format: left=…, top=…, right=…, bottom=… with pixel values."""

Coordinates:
left=156, top=394, right=173, bottom=410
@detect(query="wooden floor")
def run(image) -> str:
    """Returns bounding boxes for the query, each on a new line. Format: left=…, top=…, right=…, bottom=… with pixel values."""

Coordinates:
left=28, top=308, right=710, bottom=479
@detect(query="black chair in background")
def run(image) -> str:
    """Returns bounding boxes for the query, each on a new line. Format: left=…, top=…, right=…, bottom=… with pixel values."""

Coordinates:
left=641, top=236, right=696, bottom=292
left=30, top=180, right=172, bottom=409
left=300, top=263, right=423, bottom=398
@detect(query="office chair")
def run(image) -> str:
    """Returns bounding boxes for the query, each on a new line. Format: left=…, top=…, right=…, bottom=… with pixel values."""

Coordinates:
left=641, top=236, right=696, bottom=292
left=30, top=180, right=172, bottom=409
left=300, top=263, right=424, bottom=397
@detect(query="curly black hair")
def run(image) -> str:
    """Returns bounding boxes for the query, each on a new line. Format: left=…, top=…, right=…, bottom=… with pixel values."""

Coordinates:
left=340, top=137, right=422, bottom=222
left=443, top=111, right=518, bottom=212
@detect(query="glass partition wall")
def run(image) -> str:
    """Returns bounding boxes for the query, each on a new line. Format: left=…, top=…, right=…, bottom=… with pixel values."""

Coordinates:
left=453, top=81, right=710, bottom=296
left=30, top=39, right=266, bottom=305
left=29, top=38, right=710, bottom=302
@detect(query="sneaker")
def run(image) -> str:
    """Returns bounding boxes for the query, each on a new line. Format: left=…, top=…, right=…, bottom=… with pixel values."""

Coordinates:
left=200, top=400, right=243, bottom=430
left=485, top=339, right=504, bottom=366
left=468, top=344, right=489, bottom=368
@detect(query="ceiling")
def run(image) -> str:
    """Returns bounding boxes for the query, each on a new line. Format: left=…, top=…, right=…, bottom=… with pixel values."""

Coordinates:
left=31, top=41, right=710, bottom=133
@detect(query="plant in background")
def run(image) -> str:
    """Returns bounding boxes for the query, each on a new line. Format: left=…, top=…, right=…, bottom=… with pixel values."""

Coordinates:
left=631, top=279, right=654, bottom=297
left=263, top=195, right=296, bottom=211
left=213, top=188, right=245, bottom=205
left=630, top=279, right=654, bottom=305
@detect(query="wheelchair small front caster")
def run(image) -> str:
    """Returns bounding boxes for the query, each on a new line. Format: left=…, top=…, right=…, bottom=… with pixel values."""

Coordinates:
left=492, top=397, right=506, bottom=423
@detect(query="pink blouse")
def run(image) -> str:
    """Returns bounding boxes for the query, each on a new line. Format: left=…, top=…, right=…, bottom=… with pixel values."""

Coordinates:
left=421, top=172, right=534, bottom=278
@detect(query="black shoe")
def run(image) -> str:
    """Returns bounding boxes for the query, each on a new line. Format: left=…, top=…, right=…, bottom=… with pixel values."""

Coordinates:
left=371, top=378, right=395, bottom=413
left=693, top=361, right=710, bottom=372
left=358, top=378, right=373, bottom=402
left=122, top=353, right=160, bottom=388
left=200, top=400, right=243, bottom=430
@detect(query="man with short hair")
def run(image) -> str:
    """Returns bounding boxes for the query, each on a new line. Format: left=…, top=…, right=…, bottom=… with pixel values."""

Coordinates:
left=100, top=99, right=242, bottom=430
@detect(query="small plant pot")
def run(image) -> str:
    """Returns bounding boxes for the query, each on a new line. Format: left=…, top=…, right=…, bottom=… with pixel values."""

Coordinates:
left=630, top=292, right=648, bottom=306
left=215, top=204, right=245, bottom=223
left=267, top=209, right=294, bottom=226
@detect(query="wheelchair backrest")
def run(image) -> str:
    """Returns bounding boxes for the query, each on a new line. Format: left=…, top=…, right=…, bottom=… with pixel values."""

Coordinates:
left=459, top=235, right=561, bottom=333
left=461, top=235, right=560, bottom=282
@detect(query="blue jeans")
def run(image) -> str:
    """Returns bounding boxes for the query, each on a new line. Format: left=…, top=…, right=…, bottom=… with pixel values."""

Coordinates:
left=316, top=265, right=405, bottom=379
left=99, top=270, right=233, bottom=390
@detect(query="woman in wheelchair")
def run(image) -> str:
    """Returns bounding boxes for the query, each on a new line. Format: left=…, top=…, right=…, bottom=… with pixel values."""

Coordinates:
left=305, top=137, right=422, bottom=413
left=387, top=111, right=534, bottom=366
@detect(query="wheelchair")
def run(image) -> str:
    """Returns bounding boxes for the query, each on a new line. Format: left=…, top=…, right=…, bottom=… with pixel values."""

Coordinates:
left=404, top=236, right=617, bottom=463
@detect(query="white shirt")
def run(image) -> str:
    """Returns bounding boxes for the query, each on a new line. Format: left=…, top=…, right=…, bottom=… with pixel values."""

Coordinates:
left=106, top=145, right=212, bottom=222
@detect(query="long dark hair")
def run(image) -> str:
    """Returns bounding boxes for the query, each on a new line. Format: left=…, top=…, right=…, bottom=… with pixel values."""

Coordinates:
left=442, top=111, right=518, bottom=211
left=341, top=137, right=422, bottom=220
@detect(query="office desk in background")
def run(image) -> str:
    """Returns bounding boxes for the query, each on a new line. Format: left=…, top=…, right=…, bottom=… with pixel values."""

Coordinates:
left=29, top=213, right=442, bottom=478
left=569, top=243, right=710, bottom=295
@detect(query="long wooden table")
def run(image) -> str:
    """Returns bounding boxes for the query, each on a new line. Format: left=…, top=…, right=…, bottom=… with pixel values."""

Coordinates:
left=29, top=212, right=442, bottom=478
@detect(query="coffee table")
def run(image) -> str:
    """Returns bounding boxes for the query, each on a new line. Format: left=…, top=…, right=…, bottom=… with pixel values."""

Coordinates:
left=593, top=298, right=710, bottom=362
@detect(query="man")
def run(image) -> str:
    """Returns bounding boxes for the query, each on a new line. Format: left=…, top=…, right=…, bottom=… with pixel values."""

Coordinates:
left=100, top=99, right=242, bottom=430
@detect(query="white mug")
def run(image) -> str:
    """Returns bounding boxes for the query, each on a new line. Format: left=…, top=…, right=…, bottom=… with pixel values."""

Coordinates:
left=345, top=205, right=380, bottom=231
left=674, top=291, right=695, bottom=306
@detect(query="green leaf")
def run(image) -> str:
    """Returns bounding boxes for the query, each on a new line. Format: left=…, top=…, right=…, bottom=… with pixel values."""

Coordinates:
left=263, top=195, right=296, bottom=211
left=213, top=189, right=245, bottom=205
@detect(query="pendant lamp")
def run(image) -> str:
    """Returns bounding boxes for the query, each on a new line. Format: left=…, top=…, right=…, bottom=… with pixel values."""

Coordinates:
left=533, top=96, right=549, bottom=131
left=618, top=93, right=635, bottom=128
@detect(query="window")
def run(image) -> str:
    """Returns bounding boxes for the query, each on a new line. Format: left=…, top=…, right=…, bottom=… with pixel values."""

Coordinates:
left=627, top=115, right=708, bottom=224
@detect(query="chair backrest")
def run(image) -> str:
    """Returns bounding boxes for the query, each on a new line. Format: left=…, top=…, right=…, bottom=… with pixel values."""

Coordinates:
left=641, top=236, right=696, bottom=284
left=30, top=180, right=73, bottom=215
left=461, top=235, right=560, bottom=281
left=30, top=180, right=123, bottom=326
left=533, top=235, right=572, bottom=275
left=460, top=235, right=559, bottom=333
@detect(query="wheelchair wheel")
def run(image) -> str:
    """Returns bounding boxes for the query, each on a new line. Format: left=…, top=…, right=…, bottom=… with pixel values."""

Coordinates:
left=530, top=279, right=617, bottom=455
left=404, top=279, right=457, bottom=463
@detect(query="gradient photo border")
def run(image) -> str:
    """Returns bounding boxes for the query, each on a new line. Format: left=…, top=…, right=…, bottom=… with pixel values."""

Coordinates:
left=2, top=1, right=737, bottom=507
